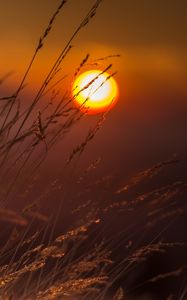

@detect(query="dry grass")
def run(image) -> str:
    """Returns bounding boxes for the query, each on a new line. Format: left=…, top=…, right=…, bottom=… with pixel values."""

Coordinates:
left=0, top=1, right=187, bottom=300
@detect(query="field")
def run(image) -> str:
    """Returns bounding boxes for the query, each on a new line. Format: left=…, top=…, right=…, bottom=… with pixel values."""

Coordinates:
left=0, top=1, right=187, bottom=299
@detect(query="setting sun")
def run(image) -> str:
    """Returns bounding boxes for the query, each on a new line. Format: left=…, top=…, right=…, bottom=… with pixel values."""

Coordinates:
left=72, top=70, right=118, bottom=114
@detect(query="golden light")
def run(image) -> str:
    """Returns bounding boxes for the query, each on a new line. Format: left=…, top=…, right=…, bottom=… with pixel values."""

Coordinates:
left=72, top=70, right=118, bottom=114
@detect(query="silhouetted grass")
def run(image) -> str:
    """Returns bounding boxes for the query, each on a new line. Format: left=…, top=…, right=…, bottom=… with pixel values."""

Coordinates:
left=0, top=1, right=187, bottom=300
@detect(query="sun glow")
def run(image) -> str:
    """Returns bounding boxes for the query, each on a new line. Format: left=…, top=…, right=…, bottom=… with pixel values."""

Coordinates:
left=72, top=70, right=118, bottom=114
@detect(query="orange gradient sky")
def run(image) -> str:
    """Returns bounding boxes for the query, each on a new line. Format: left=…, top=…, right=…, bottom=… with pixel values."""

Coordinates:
left=0, top=0, right=187, bottom=172
left=0, top=0, right=187, bottom=99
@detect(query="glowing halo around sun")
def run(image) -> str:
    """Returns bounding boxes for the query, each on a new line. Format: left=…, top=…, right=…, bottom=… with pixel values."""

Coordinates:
left=72, top=70, right=118, bottom=115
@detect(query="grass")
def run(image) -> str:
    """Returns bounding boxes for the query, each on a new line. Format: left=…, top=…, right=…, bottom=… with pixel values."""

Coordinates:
left=0, top=1, right=187, bottom=299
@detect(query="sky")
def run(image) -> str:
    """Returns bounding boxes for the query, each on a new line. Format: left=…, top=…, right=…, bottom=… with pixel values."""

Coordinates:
left=1, top=0, right=187, bottom=92
left=0, top=0, right=187, bottom=173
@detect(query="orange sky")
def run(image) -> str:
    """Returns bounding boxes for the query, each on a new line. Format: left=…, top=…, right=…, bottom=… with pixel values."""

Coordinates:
left=0, top=1, right=187, bottom=237
left=0, top=0, right=187, bottom=172
left=0, top=0, right=187, bottom=98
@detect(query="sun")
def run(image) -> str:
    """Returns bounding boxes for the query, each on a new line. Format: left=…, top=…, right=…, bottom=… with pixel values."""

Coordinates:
left=72, top=70, right=118, bottom=114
